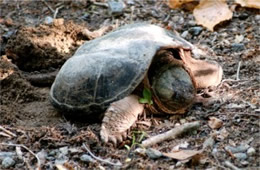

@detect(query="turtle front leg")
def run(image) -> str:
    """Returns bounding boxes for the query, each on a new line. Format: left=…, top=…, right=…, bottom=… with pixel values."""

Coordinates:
left=100, top=95, right=144, bottom=145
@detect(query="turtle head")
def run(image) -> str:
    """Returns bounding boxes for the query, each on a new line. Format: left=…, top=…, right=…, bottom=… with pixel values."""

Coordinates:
left=151, top=64, right=196, bottom=113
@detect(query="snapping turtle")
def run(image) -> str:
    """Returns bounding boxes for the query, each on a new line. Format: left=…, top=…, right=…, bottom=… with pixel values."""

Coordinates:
left=50, top=23, right=222, bottom=144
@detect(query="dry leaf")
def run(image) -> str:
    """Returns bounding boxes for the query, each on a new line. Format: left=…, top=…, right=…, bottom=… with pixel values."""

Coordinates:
left=208, top=117, right=223, bottom=129
left=235, top=0, right=260, bottom=9
left=193, top=0, right=233, bottom=31
left=163, top=149, right=202, bottom=160
left=168, top=0, right=194, bottom=8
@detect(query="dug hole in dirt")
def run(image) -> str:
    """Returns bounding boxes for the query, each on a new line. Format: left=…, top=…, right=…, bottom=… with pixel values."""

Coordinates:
left=1, top=19, right=93, bottom=126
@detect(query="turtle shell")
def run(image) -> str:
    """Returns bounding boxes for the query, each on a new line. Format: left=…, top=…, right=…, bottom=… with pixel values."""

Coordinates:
left=49, top=23, right=192, bottom=114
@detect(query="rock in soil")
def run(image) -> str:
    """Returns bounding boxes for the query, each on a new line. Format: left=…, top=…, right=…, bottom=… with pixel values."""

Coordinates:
left=5, top=20, right=89, bottom=71
left=231, top=43, right=245, bottom=52
left=233, top=153, right=248, bottom=160
left=80, top=154, right=96, bottom=163
left=108, top=0, right=125, bottom=16
left=1, top=157, right=15, bottom=168
left=225, top=145, right=249, bottom=154
left=247, top=147, right=256, bottom=156
left=146, top=148, right=163, bottom=159
left=189, top=27, right=203, bottom=36
left=0, top=152, right=15, bottom=161
left=44, top=16, right=54, bottom=24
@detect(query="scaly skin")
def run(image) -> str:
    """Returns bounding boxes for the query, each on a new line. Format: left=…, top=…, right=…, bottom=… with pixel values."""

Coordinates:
left=100, top=95, right=144, bottom=145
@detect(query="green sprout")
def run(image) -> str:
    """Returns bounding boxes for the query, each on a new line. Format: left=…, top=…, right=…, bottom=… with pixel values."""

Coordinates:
left=139, top=87, right=153, bottom=105
left=124, top=131, right=147, bottom=152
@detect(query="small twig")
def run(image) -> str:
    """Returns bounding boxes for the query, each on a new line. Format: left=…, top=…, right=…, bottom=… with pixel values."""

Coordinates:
left=141, top=121, right=200, bottom=147
left=0, top=143, right=41, bottom=170
left=92, top=2, right=108, bottom=7
left=130, top=6, right=135, bottom=24
left=53, top=5, right=64, bottom=19
left=0, top=125, right=17, bottom=137
left=224, top=160, right=241, bottom=170
left=83, top=143, right=122, bottom=166
left=0, top=132, right=12, bottom=138
left=236, top=61, right=242, bottom=80
left=41, top=0, right=55, bottom=13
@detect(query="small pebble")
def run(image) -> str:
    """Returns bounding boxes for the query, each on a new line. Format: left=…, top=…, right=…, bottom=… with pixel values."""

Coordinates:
left=55, top=159, right=67, bottom=165
left=231, top=43, right=245, bottom=52
left=0, top=152, right=15, bottom=160
left=241, top=160, right=249, bottom=165
left=233, top=153, right=247, bottom=160
left=221, top=32, right=228, bottom=37
left=134, top=148, right=146, bottom=156
left=59, top=146, right=68, bottom=156
left=189, top=27, right=203, bottom=36
left=80, top=154, right=95, bottom=163
left=80, top=13, right=90, bottom=20
left=247, top=147, right=256, bottom=156
left=45, top=156, right=55, bottom=161
left=49, top=150, right=58, bottom=156
left=126, top=0, right=135, bottom=5
left=180, top=119, right=186, bottom=124
left=108, top=0, right=125, bottom=16
left=2, top=30, right=15, bottom=41
left=239, top=13, right=249, bottom=20
left=225, top=145, right=249, bottom=154
left=255, top=15, right=260, bottom=21
left=178, top=17, right=184, bottom=24
left=145, top=148, right=162, bottom=159
left=212, top=148, right=218, bottom=155
left=175, top=161, right=182, bottom=167
left=151, top=10, right=160, bottom=18
left=188, top=20, right=196, bottom=26
left=175, top=123, right=181, bottom=127
left=44, top=16, right=53, bottom=24
left=172, top=16, right=180, bottom=23
left=1, top=157, right=15, bottom=168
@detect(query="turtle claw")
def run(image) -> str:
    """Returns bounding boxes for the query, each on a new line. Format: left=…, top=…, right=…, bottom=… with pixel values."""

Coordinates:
left=100, top=124, right=122, bottom=145
left=100, top=124, right=129, bottom=146
left=100, top=95, right=144, bottom=146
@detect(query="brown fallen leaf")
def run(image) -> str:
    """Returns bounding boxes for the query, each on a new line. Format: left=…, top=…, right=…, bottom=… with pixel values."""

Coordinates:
left=168, top=0, right=194, bottom=8
left=208, top=117, right=223, bottom=129
left=235, top=0, right=260, bottom=9
left=193, top=0, right=233, bottom=31
left=163, top=149, right=202, bottom=160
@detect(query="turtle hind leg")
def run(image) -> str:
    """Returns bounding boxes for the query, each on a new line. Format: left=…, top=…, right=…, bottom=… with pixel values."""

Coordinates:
left=100, top=95, right=144, bottom=145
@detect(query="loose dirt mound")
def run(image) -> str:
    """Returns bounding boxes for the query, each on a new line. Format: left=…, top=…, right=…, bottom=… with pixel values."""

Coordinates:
left=5, top=19, right=88, bottom=71
left=1, top=20, right=90, bottom=127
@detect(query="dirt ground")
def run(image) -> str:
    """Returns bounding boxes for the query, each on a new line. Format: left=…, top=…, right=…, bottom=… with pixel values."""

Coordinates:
left=0, top=0, right=259, bottom=169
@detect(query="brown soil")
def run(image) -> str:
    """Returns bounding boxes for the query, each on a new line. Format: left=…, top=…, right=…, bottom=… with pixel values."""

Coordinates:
left=5, top=19, right=88, bottom=71
left=0, top=1, right=259, bottom=169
